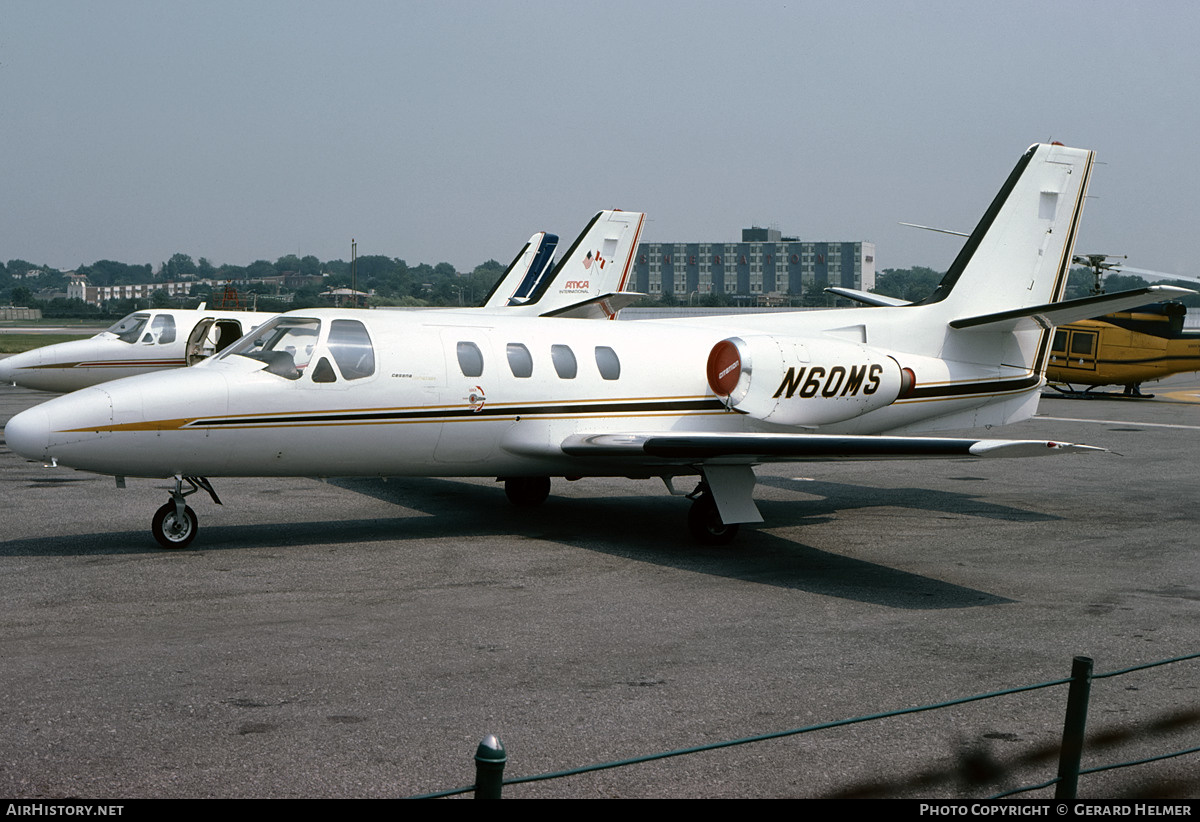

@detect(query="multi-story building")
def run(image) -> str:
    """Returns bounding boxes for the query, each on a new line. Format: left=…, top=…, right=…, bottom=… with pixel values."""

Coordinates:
left=633, top=227, right=875, bottom=303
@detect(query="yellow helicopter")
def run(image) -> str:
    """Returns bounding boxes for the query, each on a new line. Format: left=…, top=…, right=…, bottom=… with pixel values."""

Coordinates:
left=1045, top=255, right=1200, bottom=398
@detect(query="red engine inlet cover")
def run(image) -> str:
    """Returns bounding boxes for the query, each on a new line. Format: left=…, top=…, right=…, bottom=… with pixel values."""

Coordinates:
left=707, top=339, right=742, bottom=397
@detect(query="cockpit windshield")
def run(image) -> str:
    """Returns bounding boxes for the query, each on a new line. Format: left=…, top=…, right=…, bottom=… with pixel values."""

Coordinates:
left=219, top=317, right=321, bottom=380
left=104, top=313, right=151, bottom=344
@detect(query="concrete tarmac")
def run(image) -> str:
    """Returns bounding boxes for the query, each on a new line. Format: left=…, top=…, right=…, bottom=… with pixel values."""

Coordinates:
left=1, top=373, right=1197, bottom=798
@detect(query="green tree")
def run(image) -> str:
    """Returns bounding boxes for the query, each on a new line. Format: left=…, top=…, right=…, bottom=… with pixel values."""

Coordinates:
left=873, top=267, right=944, bottom=302
left=164, top=253, right=197, bottom=280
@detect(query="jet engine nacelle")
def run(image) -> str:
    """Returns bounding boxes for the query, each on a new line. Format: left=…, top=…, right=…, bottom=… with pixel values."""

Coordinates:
left=706, top=335, right=910, bottom=426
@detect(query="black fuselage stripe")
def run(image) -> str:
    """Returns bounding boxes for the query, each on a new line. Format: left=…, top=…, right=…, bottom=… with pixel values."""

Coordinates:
left=192, top=398, right=729, bottom=427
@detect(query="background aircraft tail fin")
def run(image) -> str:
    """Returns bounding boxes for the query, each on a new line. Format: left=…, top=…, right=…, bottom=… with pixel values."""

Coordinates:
left=512, top=210, right=645, bottom=317
left=479, top=232, right=559, bottom=309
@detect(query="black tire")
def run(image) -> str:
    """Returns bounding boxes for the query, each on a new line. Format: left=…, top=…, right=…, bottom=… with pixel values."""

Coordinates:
left=688, top=494, right=739, bottom=545
left=503, top=476, right=551, bottom=507
left=152, top=501, right=198, bottom=549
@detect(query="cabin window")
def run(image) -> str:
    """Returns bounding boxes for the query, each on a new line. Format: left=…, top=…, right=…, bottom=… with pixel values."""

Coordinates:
left=150, top=314, right=176, bottom=345
left=595, top=346, right=620, bottom=380
left=507, top=343, right=533, bottom=378
left=328, top=319, right=375, bottom=380
left=219, top=316, right=321, bottom=380
left=106, top=312, right=150, bottom=344
left=457, top=341, right=484, bottom=377
left=311, top=357, right=337, bottom=383
left=551, top=344, right=577, bottom=379
left=1070, top=332, right=1095, bottom=357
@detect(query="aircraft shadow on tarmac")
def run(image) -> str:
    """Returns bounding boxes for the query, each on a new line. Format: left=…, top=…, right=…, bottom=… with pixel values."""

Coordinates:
left=0, top=475, right=1042, bottom=610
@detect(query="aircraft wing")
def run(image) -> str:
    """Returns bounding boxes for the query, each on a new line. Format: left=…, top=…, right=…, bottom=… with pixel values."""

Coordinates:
left=950, top=285, right=1195, bottom=330
left=557, top=432, right=1102, bottom=463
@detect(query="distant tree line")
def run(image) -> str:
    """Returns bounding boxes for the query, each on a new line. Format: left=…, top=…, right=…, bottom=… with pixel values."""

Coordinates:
left=0, top=252, right=512, bottom=318
left=4, top=254, right=1195, bottom=319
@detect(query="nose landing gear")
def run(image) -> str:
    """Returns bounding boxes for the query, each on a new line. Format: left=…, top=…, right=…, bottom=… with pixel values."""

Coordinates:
left=151, top=475, right=221, bottom=549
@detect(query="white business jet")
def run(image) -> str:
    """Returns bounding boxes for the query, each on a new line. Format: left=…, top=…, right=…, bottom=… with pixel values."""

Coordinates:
left=8, top=144, right=1190, bottom=549
left=0, top=307, right=277, bottom=392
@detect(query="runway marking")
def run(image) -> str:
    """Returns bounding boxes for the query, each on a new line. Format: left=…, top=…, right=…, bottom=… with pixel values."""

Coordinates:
left=1035, top=415, right=1200, bottom=431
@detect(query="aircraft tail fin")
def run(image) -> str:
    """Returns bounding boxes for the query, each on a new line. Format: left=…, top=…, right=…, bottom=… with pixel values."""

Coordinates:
left=918, top=143, right=1094, bottom=321
left=504, top=210, right=644, bottom=319
left=479, top=232, right=559, bottom=309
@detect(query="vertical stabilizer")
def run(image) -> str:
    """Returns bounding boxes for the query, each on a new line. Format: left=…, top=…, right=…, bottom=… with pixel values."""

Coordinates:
left=515, top=210, right=645, bottom=317
left=480, top=232, right=559, bottom=309
left=919, top=143, right=1094, bottom=318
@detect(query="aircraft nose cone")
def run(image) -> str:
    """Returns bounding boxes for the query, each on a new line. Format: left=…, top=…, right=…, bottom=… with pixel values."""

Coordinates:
left=0, top=354, right=21, bottom=385
left=4, top=405, right=50, bottom=460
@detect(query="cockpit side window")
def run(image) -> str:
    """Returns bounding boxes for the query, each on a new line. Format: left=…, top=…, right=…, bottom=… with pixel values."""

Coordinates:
left=150, top=314, right=176, bottom=345
left=327, top=320, right=375, bottom=380
left=219, top=317, right=321, bottom=380
left=106, top=313, right=150, bottom=344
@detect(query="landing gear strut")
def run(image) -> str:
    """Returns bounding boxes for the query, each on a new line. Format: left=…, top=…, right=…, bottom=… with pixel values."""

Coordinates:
left=503, top=476, right=551, bottom=507
left=151, top=475, right=221, bottom=549
left=687, top=483, right=739, bottom=546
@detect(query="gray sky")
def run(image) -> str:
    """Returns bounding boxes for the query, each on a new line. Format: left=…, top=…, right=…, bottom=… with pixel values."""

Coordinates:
left=3, top=0, right=1198, bottom=278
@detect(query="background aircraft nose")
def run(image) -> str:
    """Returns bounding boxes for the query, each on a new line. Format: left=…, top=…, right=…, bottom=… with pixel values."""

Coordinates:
left=0, top=353, right=26, bottom=384
left=4, top=405, right=50, bottom=460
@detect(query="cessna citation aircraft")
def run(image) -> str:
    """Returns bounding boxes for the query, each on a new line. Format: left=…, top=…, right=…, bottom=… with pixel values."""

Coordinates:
left=8, top=144, right=1191, bottom=549
left=0, top=307, right=277, bottom=392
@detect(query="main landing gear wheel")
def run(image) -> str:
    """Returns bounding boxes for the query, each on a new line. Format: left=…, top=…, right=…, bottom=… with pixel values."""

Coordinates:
left=687, top=492, right=739, bottom=546
left=152, top=501, right=198, bottom=549
left=503, top=476, right=551, bottom=507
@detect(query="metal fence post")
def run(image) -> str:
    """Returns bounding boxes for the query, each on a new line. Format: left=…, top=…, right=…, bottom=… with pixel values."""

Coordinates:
left=474, top=734, right=507, bottom=798
left=1055, top=655, right=1093, bottom=799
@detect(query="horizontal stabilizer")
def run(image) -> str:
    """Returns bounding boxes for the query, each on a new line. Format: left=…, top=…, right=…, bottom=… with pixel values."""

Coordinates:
left=950, top=285, right=1195, bottom=331
left=540, top=292, right=646, bottom=319
left=560, top=432, right=1103, bottom=462
left=825, top=287, right=911, bottom=307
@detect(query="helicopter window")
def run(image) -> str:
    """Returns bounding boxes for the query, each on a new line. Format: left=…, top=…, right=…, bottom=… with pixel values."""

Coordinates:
left=105, top=313, right=150, bottom=344
left=311, top=357, right=337, bottom=383
left=150, top=314, right=176, bottom=345
left=1070, top=332, right=1096, bottom=357
left=457, top=342, right=484, bottom=377
left=1051, top=329, right=1068, bottom=355
left=551, top=344, right=577, bottom=379
left=327, top=320, right=375, bottom=380
left=507, top=343, right=533, bottom=378
left=219, top=316, right=320, bottom=380
left=595, top=346, right=620, bottom=380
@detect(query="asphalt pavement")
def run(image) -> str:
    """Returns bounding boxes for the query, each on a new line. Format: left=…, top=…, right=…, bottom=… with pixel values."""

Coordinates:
left=1, top=370, right=1197, bottom=798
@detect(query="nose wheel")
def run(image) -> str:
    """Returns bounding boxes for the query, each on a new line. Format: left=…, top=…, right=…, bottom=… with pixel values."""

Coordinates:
left=150, top=475, right=221, bottom=549
left=152, top=500, right=198, bottom=549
